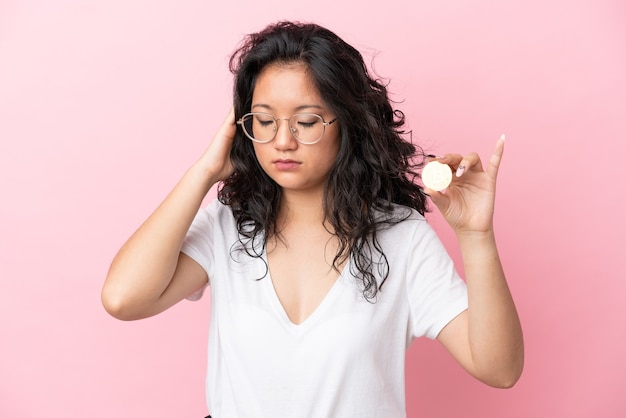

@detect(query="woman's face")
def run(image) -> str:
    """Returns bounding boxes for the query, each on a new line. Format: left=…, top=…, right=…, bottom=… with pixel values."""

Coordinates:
left=250, top=63, right=340, bottom=197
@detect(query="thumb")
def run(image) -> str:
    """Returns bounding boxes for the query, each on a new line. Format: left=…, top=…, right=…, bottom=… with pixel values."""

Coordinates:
left=424, top=187, right=450, bottom=214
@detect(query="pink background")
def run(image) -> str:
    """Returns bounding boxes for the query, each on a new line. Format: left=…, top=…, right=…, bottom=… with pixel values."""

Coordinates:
left=1, top=0, right=624, bottom=416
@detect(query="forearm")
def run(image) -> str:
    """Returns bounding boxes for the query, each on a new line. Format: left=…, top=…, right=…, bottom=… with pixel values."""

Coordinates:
left=102, top=163, right=217, bottom=316
left=457, top=230, right=524, bottom=386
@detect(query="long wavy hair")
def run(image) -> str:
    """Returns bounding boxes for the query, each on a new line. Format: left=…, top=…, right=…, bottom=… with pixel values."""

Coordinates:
left=219, top=21, right=428, bottom=300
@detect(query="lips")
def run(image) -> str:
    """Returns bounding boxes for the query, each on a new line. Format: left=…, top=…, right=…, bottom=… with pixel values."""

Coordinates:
left=273, top=159, right=301, bottom=171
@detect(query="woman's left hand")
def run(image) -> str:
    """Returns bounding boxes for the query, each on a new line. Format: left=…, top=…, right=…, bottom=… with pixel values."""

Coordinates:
left=425, top=136, right=505, bottom=235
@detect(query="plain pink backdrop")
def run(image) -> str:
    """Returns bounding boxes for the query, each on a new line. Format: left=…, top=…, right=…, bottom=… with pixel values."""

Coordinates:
left=1, top=0, right=624, bottom=417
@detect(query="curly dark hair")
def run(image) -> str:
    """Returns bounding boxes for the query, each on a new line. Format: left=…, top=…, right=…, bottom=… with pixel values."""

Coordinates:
left=218, top=21, right=428, bottom=300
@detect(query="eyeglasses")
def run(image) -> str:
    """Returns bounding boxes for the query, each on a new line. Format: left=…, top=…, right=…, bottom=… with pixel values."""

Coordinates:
left=236, top=112, right=338, bottom=145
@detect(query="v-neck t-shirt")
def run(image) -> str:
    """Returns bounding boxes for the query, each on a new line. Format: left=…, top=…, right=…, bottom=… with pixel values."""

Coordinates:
left=182, top=199, right=468, bottom=418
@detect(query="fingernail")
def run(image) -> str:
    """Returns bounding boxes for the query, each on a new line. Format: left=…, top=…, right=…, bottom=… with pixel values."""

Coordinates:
left=500, top=134, right=506, bottom=141
left=456, top=165, right=465, bottom=177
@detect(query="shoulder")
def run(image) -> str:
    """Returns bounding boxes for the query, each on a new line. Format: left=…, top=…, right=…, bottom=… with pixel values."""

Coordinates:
left=196, top=199, right=235, bottom=223
left=186, top=200, right=238, bottom=243
left=377, top=203, right=427, bottom=232
left=206, top=198, right=232, bottom=215
left=374, top=204, right=444, bottom=253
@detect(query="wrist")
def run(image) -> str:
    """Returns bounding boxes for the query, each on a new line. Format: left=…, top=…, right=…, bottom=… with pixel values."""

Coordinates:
left=184, top=162, right=220, bottom=195
left=455, top=229, right=498, bottom=251
left=455, top=229, right=502, bottom=269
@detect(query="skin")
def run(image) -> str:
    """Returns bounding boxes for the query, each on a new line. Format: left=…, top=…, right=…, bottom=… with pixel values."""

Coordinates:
left=102, top=63, right=523, bottom=390
left=428, top=140, right=524, bottom=388
left=250, top=63, right=345, bottom=325
left=251, top=64, right=340, bottom=197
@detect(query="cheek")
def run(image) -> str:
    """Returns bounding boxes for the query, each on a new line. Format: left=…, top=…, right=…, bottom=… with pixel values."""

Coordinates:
left=325, top=137, right=341, bottom=164
left=313, top=142, right=340, bottom=178
left=251, top=143, right=264, bottom=160
left=251, top=144, right=272, bottom=171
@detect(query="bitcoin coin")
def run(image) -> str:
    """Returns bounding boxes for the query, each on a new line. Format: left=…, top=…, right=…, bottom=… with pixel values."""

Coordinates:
left=422, top=161, right=452, bottom=191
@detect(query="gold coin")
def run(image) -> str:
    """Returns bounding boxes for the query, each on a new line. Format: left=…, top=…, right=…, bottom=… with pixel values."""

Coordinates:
left=422, top=161, right=452, bottom=191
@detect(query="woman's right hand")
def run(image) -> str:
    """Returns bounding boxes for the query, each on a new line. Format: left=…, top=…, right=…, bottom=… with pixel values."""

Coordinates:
left=102, top=108, right=238, bottom=320
left=196, top=107, right=237, bottom=183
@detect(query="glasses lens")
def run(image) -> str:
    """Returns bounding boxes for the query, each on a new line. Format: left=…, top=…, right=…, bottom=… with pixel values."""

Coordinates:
left=290, top=114, right=324, bottom=144
left=242, top=113, right=276, bottom=143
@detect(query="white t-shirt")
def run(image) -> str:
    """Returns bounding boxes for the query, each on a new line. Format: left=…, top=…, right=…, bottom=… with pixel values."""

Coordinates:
left=182, top=200, right=467, bottom=418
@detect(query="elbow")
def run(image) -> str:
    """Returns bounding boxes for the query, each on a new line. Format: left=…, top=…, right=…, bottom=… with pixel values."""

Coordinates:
left=101, top=285, right=146, bottom=321
left=101, top=291, right=133, bottom=321
left=486, top=369, right=523, bottom=389
left=478, top=334, right=525, bottom=389
left=480, top=356, right=524, bottom=389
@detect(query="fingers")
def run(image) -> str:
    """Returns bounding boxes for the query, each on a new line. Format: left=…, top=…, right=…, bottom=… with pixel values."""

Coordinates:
left=486, top=134, right=505, bottom=180
left=429, top=134, right=505, bottom=180
left=219, top=107, right=238, bottom=149
left=217, top=106, right=236, bottom=138
left=197, top=107, right=237, bottom=182
left=435, top=152, right=482, bottom=178
left=210, top=107, right=237, bottom=153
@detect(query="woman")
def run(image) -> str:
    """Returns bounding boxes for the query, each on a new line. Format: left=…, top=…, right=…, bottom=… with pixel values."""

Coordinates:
left=102, top=21, right=523, bottom=417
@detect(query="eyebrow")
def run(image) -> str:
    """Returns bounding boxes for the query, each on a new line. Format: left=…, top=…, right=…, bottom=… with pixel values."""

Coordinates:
left=251, top=103, right=325, bottom=112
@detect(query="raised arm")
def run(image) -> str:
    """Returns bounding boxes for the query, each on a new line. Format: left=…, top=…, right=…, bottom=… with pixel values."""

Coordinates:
left=426, top=136, right=524, bottom=388
left=101, top=109, right=236, bottom=320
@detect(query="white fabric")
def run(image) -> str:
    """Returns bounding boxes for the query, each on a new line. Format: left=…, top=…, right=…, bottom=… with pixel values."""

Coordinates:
left=182, top=199, right=468, bottom=418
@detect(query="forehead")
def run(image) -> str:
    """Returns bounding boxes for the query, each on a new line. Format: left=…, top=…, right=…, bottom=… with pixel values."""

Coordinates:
left=252, top=62, right=325, bottom=111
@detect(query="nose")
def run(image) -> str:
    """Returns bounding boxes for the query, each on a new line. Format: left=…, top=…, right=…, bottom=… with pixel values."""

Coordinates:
left=273, top=118, right=298, bottom=150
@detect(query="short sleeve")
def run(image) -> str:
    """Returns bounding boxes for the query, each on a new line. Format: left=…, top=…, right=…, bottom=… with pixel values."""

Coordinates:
left=406, top=220, right=468, bottom=340
left=181, top=200, right=218, bottom=300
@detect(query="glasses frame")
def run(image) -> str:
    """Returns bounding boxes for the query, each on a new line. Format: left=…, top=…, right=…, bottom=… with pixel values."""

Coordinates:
left=236, top=112, right=338, bottom=145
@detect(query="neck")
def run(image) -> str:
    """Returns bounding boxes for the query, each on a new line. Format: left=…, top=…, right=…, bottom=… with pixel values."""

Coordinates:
left=270, top=188, right=342, bottom=261
left=278, top=189, right=327, bottom=229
